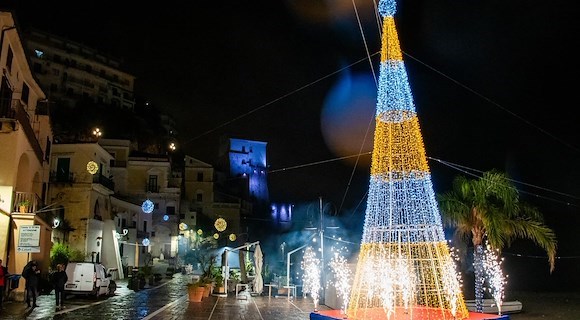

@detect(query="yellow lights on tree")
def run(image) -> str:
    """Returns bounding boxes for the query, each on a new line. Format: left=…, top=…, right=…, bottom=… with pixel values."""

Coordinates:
left=214, top=218, right=227, bottom=232
left=213, top=233, right=219, bottom=239
left=229, top=234, right=237, bottom=242
left=197, top=229, right=203, bottom=236
left=87, top=161, right=99, bottom=175
left=179, top=222, right=188, bottom=231
left=346, top=0, right=468, bottom=319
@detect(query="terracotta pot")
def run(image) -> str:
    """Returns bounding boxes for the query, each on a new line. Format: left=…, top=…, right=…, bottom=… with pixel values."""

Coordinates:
left=189, top=286, right=205, bottom=302
left=203, top=284, right=212, bottom=297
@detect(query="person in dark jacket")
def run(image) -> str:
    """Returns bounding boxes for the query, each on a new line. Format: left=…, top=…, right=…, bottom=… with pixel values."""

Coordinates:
left=0, top=258, right=9, bottom=310
left=52, top=264, right=68, bottom=310
left=23, top=261, right=40, bottom=308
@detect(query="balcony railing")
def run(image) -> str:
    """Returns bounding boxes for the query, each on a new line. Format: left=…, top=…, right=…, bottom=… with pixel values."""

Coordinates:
left=49, top=171, right=75, bottom=183
left=136, top=230, right=150, bottom=240
left=13, top=192, right=42, bottom=214
left=145, top=185, right=159, bottom=193
left=1, top=99, right=44, bottom=163
left=93, top=174, right=115, bottom=191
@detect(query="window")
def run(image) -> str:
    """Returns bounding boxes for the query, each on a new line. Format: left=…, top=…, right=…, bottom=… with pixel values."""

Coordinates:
left=21, top=83, right=29, bottom=105
left=179, top=214, right=185, bottom=219
left=151, top=232, right=155, bottom=237
left=6, top=47, right=13, bottom=73
left=148, top=175, right=158, bottom=192
left=167, top=206, right=175, bottom=215
left=197, top=172, right=203, bottom=182
left=196, top=193, right=203, bottom=202
left=53, top=54, right=61, bottom=63
left=33, top=62, right=42, bottom=73
left=143, top=220, right=147, bottom=232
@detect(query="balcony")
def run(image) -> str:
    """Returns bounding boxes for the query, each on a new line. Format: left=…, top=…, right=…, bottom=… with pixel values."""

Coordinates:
left=13, top=192, right=42, bottom=214
left=49, top=171, right=75, bottom=183
left=93, top=173, right=115, bottom=191
left=136, top=230, right=150, bottom=240
left=0, top=99, right=44, bottom=163
left=145, top=184, right=159, bottom=193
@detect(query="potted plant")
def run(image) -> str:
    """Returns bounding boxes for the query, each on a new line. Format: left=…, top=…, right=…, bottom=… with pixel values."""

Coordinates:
left=215, top=274, right=226, bottom=294
left=187, top=280, right=205, bottom=302
left=18, top=199, right=30, bottom=213
left=212, top=267, right=225, bottom=294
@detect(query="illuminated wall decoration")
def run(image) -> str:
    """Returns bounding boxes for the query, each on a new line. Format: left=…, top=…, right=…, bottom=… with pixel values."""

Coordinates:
left=214, top=218, right=227, bottom=232
left=87, top=161, right=99, bottom=175
left=141, top=199, right=154, bottom=214
left=347, top=0, right=468, bottom=319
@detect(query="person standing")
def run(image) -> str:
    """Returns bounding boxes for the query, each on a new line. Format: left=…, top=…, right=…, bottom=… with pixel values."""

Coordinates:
left=0, top=258, right=9, bottom=310
left=52, top=264, right=68, bottom=310
left=23, top=261, right=40, bottom=308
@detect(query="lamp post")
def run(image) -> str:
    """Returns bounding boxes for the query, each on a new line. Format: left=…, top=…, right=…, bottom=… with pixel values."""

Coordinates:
left=318, top=196, right=325, bottom=305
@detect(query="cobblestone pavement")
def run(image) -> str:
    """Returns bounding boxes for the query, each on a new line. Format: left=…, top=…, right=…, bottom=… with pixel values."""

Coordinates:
left=0, top=274, right=331, bottom=320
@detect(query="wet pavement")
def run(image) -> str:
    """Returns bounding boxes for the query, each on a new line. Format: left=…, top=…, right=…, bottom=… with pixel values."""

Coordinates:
left=0, top=274, right=331, bottom=320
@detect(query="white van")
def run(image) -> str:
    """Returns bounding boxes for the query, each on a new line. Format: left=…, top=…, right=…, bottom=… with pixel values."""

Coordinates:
left=64, top=262, right=116, bottom=297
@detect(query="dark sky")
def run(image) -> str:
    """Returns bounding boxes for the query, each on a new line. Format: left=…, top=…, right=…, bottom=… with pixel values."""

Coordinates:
left=4, top=0, right=580, bottom=289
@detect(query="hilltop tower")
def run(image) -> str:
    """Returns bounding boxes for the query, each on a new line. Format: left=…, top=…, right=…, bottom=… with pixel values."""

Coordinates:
left=346, top=0, right=469, bottom=319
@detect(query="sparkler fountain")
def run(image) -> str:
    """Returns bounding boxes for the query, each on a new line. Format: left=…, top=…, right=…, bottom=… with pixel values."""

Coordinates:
left=345, top=0, right=470, bottom=318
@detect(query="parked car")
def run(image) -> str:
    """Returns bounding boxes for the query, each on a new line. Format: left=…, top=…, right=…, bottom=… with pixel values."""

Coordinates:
left=64, top=262, right=116, bottom=297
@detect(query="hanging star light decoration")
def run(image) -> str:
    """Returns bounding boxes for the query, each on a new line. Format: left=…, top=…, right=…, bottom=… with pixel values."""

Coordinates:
left=87, top=161, right=99, bottom=175
left=141, top=199, right=154, bottom=214
left=214, top=218, right=227, bottom=232
left=347, top=0, right=468, bottom=318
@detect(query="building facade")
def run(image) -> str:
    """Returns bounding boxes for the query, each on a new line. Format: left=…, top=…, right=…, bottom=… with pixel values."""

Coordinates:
left=0, top=11, right=54, bottom=301
left=24, top=29, right=135, bottom=109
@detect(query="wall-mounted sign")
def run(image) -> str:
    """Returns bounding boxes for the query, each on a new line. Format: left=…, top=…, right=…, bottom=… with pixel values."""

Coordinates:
left=18, top=225, right=41, bottom=253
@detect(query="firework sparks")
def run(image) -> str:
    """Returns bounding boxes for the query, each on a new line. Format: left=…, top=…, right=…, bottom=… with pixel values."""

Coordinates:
left=484, top=243, right=507, bottom=315
left=330, top=249, right=352, bottom=316
left=302, top=246, right=321, bottom=311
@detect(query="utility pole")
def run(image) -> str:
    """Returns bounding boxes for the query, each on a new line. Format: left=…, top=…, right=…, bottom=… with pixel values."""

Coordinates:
left=319, top=196, right=325, bottom=305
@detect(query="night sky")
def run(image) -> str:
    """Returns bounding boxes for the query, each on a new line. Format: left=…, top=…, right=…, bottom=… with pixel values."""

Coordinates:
left=4, top=0, right=580, bottom=291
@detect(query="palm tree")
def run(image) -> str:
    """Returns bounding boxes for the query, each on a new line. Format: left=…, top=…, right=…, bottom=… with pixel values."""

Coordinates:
left=437, top=170, right=557, bottom=312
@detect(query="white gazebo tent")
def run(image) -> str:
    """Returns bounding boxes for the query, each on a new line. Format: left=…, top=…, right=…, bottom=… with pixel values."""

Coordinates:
left=222, top=241, right=262, bottom=296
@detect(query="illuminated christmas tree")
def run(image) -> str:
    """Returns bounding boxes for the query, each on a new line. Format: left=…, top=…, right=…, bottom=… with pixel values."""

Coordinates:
left=346, top=0, right=469, bottom=319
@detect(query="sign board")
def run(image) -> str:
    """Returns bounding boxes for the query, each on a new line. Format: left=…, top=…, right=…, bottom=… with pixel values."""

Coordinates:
left=18, top=225, right=41, bottom=247
left=17, top=246, right=40, bottom=253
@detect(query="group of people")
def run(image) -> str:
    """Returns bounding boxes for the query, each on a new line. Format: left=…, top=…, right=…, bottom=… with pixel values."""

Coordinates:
left=0, top=259, right=68, bottom=311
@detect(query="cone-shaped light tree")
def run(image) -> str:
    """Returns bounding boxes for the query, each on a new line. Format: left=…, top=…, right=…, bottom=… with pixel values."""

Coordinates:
left=346, top=0, right=469, bottom=319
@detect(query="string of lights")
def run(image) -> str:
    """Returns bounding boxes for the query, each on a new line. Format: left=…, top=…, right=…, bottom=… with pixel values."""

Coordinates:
left=347, top=0, right=469, bottom=318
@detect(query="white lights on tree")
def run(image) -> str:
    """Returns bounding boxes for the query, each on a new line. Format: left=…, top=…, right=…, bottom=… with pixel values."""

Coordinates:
left=142, top=238, right=150, bottom=246
left=347, top=0, right=468, bottom=318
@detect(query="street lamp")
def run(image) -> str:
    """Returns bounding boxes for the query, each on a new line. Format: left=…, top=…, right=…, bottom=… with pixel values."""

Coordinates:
left=92, top=127, right=102, bottom=138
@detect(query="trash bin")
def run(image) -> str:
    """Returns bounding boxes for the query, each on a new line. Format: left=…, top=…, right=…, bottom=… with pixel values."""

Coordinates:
left=9, top=274, right=21, bottom=289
